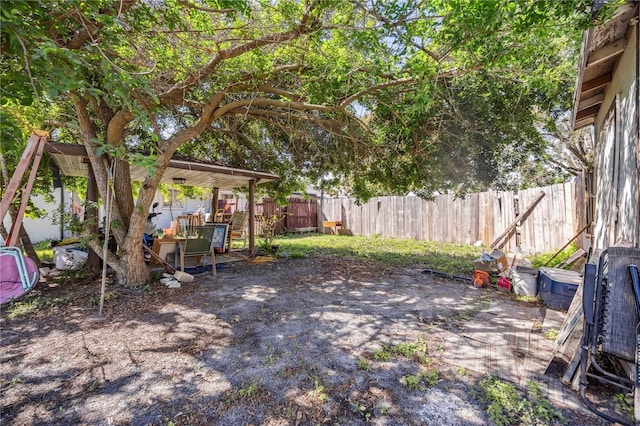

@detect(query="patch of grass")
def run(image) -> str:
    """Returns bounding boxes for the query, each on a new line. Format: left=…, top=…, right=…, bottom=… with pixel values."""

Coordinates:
left=422, top=369, right=439, bottom=386
left=528, top=244, right=578, bottom=269
left=275, top=234, right=483, bottom=276
left=312, top=378, right=328, bottom=403
left=89, top=291, right=119, bottom=306
left=350, top=401, right=372, bottom=421
left=419, top=356, right=435, bottom=367
left=456, top=366, right=470, bottom=377
left=228, top=380, right=266, bottom=404
left=357, top=357, right=371, bottom=371
left=402, top=373, right=424, bottom=391
left=543, top=328, right=559, bottom=341
left=1, top=376, right=22, bottom=389
left=34, top=239, right=54, bottom=262
left=391, top=338, right=428, bottom=357
left=515, top=295, right=542, bottom=304
left=262, top=354, right=276, bottom=365
left=474, top=375, right=567, bottom=426
left=373, top=348, right=391, bottom=361
left=51, top=266, right=94, bottom=286
left=3, top=290, right=74, bottom=318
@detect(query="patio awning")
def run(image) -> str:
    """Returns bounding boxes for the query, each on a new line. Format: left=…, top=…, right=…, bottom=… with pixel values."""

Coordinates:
left=45, top=142, right=279, bottom=189
left=571, top=2, right=638, bottom=130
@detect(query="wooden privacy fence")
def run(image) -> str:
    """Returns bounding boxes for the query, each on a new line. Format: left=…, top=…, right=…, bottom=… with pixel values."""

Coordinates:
left=257, top=197, right=318, bottom=235
left=320, top=179, right=585, bottom=254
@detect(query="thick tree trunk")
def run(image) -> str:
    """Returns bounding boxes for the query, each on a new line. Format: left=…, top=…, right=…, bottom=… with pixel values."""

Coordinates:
left=112, top=158, right=134, bottom=228
left=117, top=236, right=151, bottom=285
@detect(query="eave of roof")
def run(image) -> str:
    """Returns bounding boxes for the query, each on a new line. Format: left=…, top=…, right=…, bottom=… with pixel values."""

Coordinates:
left=571, top=2, right=639, bottom=131
left=45, top=142, right=279, bottom=189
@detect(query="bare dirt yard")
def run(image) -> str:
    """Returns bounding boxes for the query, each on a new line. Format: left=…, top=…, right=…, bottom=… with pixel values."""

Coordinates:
left=1, top=255, right=612, bottom=425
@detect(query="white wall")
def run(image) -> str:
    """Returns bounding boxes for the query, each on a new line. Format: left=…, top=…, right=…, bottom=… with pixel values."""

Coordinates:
left=593, top=23, right=639, bottom=249
left=146, top=190, right=248, bottom=232
left=2, top=190, right=73, bottom=243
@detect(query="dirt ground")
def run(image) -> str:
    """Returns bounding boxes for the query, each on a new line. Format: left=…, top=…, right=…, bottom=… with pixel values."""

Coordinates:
left=1, top=255, right=613, bottom=425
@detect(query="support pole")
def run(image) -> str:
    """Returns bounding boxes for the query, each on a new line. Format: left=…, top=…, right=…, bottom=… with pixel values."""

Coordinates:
left=248, top=179, right=256, bottom=257
left=85, top=161, right=100, bottom=274
left=211, top=187, right=219, bottom=220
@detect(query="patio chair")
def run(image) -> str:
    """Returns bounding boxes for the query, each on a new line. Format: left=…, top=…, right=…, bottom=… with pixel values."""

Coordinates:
left=176, top=214, right=202, bottom=234
left=580, top=246, right=640, bottom=425
left=174, top=224, right=216, bottom=275
left=227, top=211, right=249, bottom=250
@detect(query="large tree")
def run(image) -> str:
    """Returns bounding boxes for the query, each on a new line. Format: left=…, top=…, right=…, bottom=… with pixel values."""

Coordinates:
left=1, top=0, right=607, bottom=285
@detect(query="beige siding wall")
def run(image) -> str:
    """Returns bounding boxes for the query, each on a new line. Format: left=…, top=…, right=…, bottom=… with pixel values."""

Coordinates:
left=593, top=23, right=639, bottom=249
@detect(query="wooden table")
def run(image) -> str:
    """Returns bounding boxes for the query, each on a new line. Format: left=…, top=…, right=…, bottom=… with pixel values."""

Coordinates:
left=322, top=221, right=343, bottom=235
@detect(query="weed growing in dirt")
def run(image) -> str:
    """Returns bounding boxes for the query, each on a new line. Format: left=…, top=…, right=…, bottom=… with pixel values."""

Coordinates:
left=373, top=348, right=391, bottom=361
left=357, top=357, right=371, bottom=371
left=372, top=339, right=429, bottom=363
left=226, top=380, right=266, bottom=404
left=419, top=356, right=435, bottom=367
left=89, top=291, right=119, bottom=306
left=391, top=338, right=428, bottom=357
left=350, top=401, right=372, bottom=421
left=543, top=328, right=559, bottom=341
left=263, top=354, right=276, bottom=365
left=1, top=376, right=22, bottom=390
left=52, top=267, right=94, bottom=286
left=422, top=370, right=439, bottom=386
left=3, top=291, right=75, bottom=318
left=474, top=375, right=567, bottom=426
left=456, top=366, right=470, bottom=376
left=515, top=295, right=542, bottom=304
left=614, top=393, right=635, bottom=421
left=402, top=374, right=424, bottom=391
left=312, top=378, right=328, bottom=403
left=528, top=244, right=578, bottom=269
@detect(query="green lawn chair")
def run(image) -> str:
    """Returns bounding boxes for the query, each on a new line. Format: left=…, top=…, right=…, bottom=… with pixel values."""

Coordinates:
left=175, top=224, right=216, bottom=276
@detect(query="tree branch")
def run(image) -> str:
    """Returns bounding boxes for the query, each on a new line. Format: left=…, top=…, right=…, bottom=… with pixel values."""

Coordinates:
left=338, top=77, right=415, bottom=108
left=158, top=6, right=321, bottom=104
left=64, top=0, right=138, bottom=49
left=176, top=0, right=235, bottom=14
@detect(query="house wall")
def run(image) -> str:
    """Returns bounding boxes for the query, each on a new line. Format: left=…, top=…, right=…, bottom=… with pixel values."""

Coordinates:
left=147, top=190, right=248, bottom=232
left=2, top=191, right=74, bottom=243
left=593, top=22, right=638, bottom=249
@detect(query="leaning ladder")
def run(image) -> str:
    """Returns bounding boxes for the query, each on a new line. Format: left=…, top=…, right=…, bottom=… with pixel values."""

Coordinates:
left=0, top=132, right=48, bottom=247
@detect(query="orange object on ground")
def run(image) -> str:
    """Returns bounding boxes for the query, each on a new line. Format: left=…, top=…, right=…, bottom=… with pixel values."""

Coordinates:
left=473, top=270, right=490, bottom=288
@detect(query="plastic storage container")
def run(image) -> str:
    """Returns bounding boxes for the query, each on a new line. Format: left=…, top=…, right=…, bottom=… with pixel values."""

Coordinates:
left=538, top=267, right=581, bottom=311
left=512, top=266, right=539, bottom=296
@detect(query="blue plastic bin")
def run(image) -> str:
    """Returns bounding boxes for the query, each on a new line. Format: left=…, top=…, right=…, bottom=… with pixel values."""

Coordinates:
left=538, top=267, right=581, bottom=311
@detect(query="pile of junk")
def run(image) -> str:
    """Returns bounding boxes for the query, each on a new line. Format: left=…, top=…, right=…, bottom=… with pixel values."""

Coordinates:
left=472, top=248, right=582, bottom=313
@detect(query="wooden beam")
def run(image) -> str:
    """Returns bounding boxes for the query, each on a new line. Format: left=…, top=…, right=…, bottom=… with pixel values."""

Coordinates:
left=574, top=116, right=596, bottom=130
left=585, top=39, right=626, bottom=68
left=210, top=187, right=219, bottom=219
left=577, top=93, right=605, bottom=111
left=575, top=105, right=600, bottom=122
left=580, top=72, right=612, bottom=93
left=490, top=191, right=545, bottom=250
